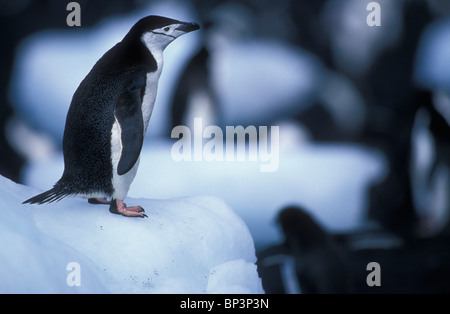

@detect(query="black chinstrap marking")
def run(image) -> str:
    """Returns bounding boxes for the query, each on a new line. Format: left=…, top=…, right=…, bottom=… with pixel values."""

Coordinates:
left=150, top=30, right=176, bottom=39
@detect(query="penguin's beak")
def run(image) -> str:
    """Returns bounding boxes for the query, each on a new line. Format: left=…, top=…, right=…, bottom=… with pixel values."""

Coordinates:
left=176, top=22, right=200, bottom=33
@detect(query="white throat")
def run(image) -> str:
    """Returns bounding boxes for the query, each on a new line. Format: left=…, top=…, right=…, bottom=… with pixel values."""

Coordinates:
left=141, top=32, right=171, bottom=63
left=139, top=33, right=169, bottom=134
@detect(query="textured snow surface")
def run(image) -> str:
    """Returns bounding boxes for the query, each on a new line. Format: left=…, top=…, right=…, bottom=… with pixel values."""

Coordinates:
left=0, top=175, right=263, bottom=294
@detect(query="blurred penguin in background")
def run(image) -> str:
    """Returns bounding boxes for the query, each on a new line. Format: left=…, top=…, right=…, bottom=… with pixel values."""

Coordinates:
left=278, top=206, right=352, bottom=293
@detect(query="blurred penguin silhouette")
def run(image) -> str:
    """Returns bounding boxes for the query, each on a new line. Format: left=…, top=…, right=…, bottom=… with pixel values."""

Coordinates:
left=278, top=206, right=351, bottom=293
left=170, top=45, right=219, bottom=131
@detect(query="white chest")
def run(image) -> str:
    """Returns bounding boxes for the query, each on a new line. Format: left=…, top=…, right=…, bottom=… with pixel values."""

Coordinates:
left=142, top=53, right=163, bottom=134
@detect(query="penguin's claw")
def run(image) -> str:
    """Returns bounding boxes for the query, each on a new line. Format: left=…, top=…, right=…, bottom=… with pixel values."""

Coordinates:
left=125, top=205, right=146, bottom=213
left=109, top=199, right=147, bottom=218
left=119, top=207, right=147, bottom=218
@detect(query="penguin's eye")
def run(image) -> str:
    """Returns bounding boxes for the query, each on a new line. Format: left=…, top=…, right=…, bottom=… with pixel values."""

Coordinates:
left=164, top=27, right=170, bottom=32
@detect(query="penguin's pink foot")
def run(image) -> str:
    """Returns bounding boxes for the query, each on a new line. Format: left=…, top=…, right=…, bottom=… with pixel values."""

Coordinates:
left=88, top=198, right=111, bottom=205
left=109, top=199, right=147, bottom=218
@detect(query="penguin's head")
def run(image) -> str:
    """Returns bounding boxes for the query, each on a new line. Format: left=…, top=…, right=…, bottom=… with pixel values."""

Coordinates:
left=127, top=15, right=200, bottom=53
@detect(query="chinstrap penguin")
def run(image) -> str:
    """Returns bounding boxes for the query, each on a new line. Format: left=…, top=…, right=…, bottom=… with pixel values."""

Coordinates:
left=23, top=16, right=200, bottom=217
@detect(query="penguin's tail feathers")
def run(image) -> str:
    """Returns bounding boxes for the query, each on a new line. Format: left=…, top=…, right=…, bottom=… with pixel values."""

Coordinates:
left=23, top=187, right=68, bottom=205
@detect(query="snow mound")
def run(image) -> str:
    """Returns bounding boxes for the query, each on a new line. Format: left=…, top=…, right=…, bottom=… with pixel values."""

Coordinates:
left=0, top=175, right=263, bottom=294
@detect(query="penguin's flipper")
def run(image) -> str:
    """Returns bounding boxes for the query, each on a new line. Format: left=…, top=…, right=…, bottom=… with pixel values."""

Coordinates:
left=114, top=78, right=145, bottom=176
